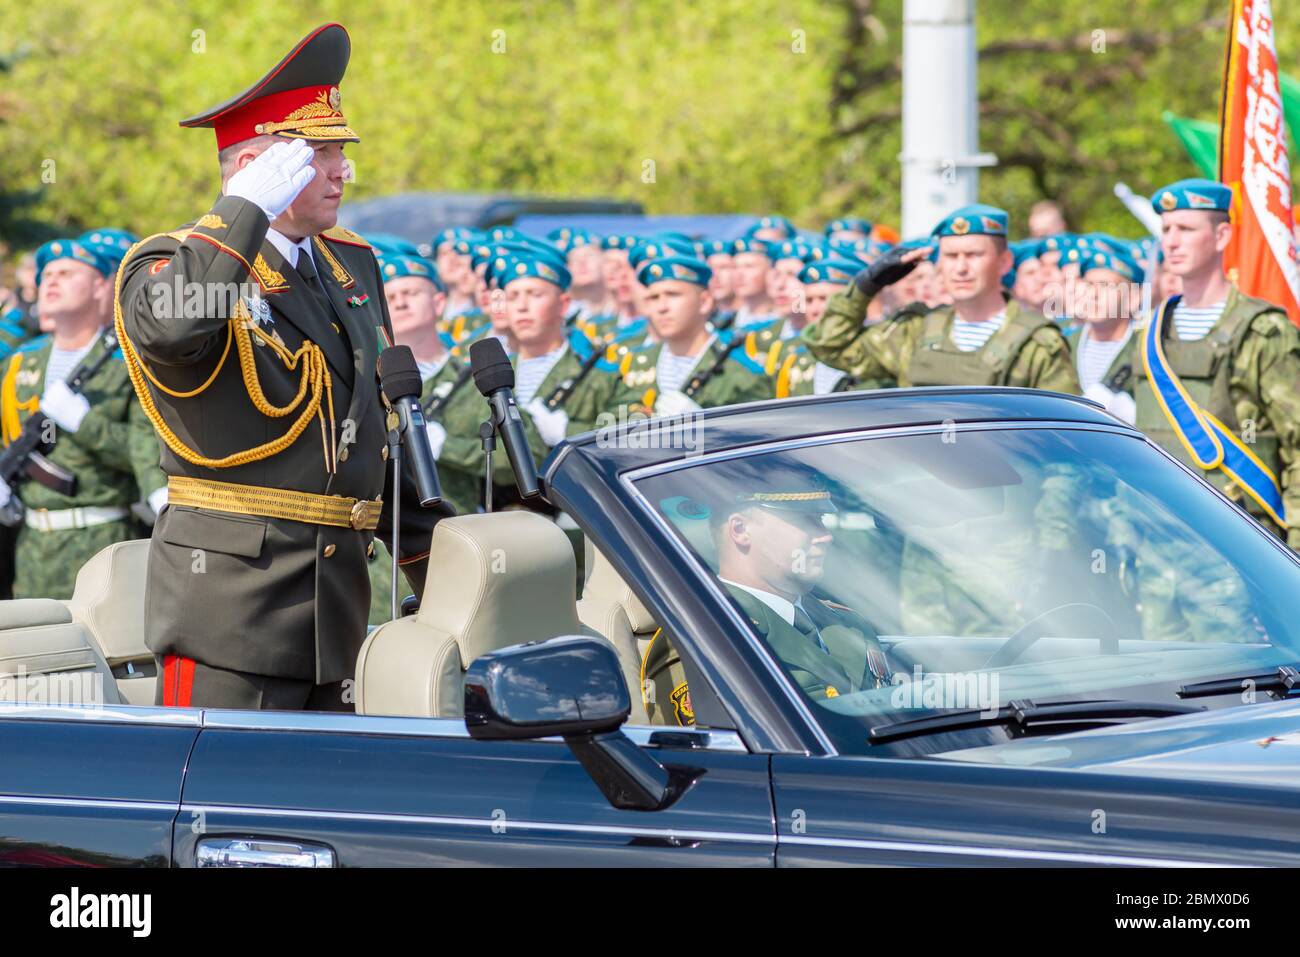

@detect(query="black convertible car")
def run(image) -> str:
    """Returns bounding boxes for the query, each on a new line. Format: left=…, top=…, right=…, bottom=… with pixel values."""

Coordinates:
left=2, top=387, right=1299, bottom=866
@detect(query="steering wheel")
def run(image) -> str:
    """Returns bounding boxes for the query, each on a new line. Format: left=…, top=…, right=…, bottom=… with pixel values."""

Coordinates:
left=983, top=602, right=1120, bottom=669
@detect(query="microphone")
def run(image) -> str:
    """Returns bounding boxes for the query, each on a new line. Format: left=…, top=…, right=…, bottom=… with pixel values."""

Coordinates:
left=468, top=337, right=542, bottom=501
left=378, top=346, right=443, bottom=507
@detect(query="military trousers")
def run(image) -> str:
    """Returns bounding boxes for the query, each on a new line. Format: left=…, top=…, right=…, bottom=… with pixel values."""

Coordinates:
left=154, top=654, right=353, bottom=712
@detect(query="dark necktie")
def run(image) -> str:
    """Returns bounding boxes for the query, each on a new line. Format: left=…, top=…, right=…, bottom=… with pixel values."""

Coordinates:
left=792, top=604, right=829, bottom=654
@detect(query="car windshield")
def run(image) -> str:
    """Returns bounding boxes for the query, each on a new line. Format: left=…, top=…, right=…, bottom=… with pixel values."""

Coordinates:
left=634, top=425, right=1300, bottom=756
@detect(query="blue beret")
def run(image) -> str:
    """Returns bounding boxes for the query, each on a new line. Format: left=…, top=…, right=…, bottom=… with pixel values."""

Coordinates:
left=931, top=204, right=1009, bottom=239
left=1151, top=178, right=1232, bottom=214
left=491, top=253, right=571, bottom=290
left=377, top=254, right=445, bottom=291
left=743, top=216, right=796, bottom=240
left=798, top=258, right=861, bottom=285
left=484, top=226, right=522, bottom=243
left=1079, top=249, right=1145, bottom=284
left=730, top=237, right=772, bottom=257
left=697, top=239, right=733, bottom=258
left=367, top=233, right=424, bottom=258
left=1009, top=239, right=1044, bottom=268
left=765, top=238, right=814, bottom=263
left=897, top=237, right=939, bottom=264
left=636, top=255, right=712, bottom=288
left=35, top=239, right=113, bottom=285
left=629, top=237, right=698, bottom=269
left=601, top=234, right=641, bottom=251
left=823, top=217, right=872, bottom=238
left=77, top=228, right=138, bottom=267
left=1040, top=233, right=1076, bottom=255
left=434, top=227, right=474, bottom=250
left=548, top=228, right=599, bottom=255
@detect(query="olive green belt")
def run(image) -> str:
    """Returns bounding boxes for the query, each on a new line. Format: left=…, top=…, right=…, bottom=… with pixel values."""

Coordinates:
left=167, top=476, right=382, bottom=531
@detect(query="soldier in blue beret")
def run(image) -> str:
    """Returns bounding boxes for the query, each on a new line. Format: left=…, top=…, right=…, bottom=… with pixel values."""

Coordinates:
left=2, top=239, right=166, bottom=599
left=804, top=203, right=1080, bottom=395
left=552, top=229, right=609, bottom=335
left=729, top=236, right=778, bottom=330
left=424, top=251, right=623, bottom=515
left=1070, top=248, right=1145, bottom=424
left=597, top=234, right=645, bottom=337
left=768, top=258, right=869, bottom=397
left=609, top=255, right=771, bottom=418
left=697, top=238, right=737, bottom=325
left=434, top=231, right=480, bottom=324
left=764, top=239, right=815, bottom=340
left=1132, top=177, right=1300, bottom=551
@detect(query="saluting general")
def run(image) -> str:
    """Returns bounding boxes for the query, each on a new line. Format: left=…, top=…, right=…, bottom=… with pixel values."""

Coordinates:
left=115, top=23, right=449, bottom=710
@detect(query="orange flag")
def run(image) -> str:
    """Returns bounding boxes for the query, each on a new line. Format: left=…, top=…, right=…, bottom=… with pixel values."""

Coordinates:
left=1219, top=0, right=1300, bottom=324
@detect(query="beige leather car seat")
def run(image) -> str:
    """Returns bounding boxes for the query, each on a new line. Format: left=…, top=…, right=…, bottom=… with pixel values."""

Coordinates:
left=356, top=511, right=586, bottom=718
left=67, top=539, right=155, bottom=706
left=0, top=598, right=122, bottom=705
left=576, top=540, right=658, bottom=724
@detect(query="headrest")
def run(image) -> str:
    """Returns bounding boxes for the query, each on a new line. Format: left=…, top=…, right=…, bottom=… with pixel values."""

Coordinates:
left=0, top=599, right=72, bottom=631
left=582, top=539, right=656, bottom=634
left=68, top=539, right=151, bottom=663
left=418, top=512, right=581, bottom=667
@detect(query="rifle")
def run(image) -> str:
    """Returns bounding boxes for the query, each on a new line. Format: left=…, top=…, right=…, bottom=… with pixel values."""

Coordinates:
left=0, top=331, right=119, bottom=528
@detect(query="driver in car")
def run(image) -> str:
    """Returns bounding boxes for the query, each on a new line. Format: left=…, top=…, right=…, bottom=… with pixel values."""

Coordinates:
left=645, top=472, right=891, bottom=720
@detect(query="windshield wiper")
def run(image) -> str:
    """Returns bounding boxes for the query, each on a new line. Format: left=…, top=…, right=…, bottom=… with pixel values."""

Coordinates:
left=868, top=698, right=1204, bottom=745
left=1177, top=665, right=1300, bottom=700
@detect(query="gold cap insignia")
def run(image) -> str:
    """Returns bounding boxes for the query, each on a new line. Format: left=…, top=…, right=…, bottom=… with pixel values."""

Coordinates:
left=951, top=217, right=970, bottom=235
left=1159, top=191, right=1178, bottom=211
left=329, top=86, right=342, bottom=110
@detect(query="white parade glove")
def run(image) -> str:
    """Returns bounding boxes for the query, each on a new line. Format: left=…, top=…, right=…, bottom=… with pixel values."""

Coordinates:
left=1084, top=382, right=1136, bottom=425
left=1105, top=390, right=1137, bottom=425
left=424, top=421, right=447, bottom=460
left=654, top=389, right=703, bottom=417
left=147, top=486, right=168, bottom=516
left=525, top=398, right=570, bottom=446
left=224, top=139, right=317, bottom=221
left=41, top=379, right=91, bottom=433
left=0, top=476, right=10, bottom=509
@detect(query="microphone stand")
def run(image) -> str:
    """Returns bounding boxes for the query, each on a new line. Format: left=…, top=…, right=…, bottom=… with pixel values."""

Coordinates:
left=387, top=412, right=404, bottom=622
left=479, top=419, right=496, bottom=513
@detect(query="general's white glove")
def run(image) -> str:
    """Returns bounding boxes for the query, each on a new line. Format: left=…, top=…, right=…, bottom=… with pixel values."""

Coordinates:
left=224, top=139, right=317, bottom=221
left=654, top=389, right=703, bottom=417
left=525, top=399, right=570, bottom=447
left=41, top=379, right=90, bottom=433
left=425, top=421, right=447, bottom=460
left=147, top=486, right=168, bottom=516
left=0, top=476, right=10, bottom=509
left=1084, top=383, right=1137, bottom=425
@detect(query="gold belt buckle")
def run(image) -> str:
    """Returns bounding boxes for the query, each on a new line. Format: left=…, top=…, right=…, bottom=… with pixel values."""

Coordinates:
left=349, top=500, right=369, bottom=530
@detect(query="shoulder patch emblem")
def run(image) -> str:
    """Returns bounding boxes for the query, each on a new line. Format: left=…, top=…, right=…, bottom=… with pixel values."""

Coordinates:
left=670, top=682, right=695, bottom=726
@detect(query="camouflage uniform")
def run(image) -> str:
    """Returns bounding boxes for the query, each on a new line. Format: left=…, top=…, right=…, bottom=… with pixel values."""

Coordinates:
left=802, top=285, right=1082, bottom=394
left=1135, top=285, right=1300, bottom=548
left=438, top=308, right=490, bottom=346
left=608, top=333, right=773, bottom=413
left=1, top=332, right=165, bottom=598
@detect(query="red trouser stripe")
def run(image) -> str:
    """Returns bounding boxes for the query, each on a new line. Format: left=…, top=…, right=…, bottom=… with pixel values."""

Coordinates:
left=162, top=655, right=196, bottom=707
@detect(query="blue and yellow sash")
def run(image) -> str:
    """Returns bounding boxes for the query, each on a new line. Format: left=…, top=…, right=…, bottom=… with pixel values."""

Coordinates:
left=1142, top=295, right=1285, bottom=526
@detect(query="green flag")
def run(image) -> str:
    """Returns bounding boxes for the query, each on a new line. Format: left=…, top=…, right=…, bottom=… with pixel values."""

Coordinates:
left=1163, top=111, right=1219, bottom=178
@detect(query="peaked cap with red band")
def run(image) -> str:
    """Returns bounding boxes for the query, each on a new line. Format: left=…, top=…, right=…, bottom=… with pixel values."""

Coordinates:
left=179, top=23, right=360, bottom=151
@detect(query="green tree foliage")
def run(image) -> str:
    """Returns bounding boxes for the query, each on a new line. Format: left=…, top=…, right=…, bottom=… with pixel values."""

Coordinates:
left=0, top=0, right=1289, bottom=246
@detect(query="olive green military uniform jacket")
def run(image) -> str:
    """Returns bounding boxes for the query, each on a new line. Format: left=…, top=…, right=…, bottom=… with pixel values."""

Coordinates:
left=431, top=340, right=625, bottom=512
left=1, top=331, right=166, bottom=598
left=802, top=285, right=1082, bottom=394
left=1069, top=324, right=1139, bottom=394
left=116, top=194, right=450, bottom=684
left=644, top=583, right=887, bottom=723
left=1135, top=286, right=1300, bottom=547
left=609, top=336, right=773, bottom=414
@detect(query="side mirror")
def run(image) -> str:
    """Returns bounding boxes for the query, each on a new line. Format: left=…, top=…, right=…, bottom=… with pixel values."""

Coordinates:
left=465, top=636, right=701, bottom=811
